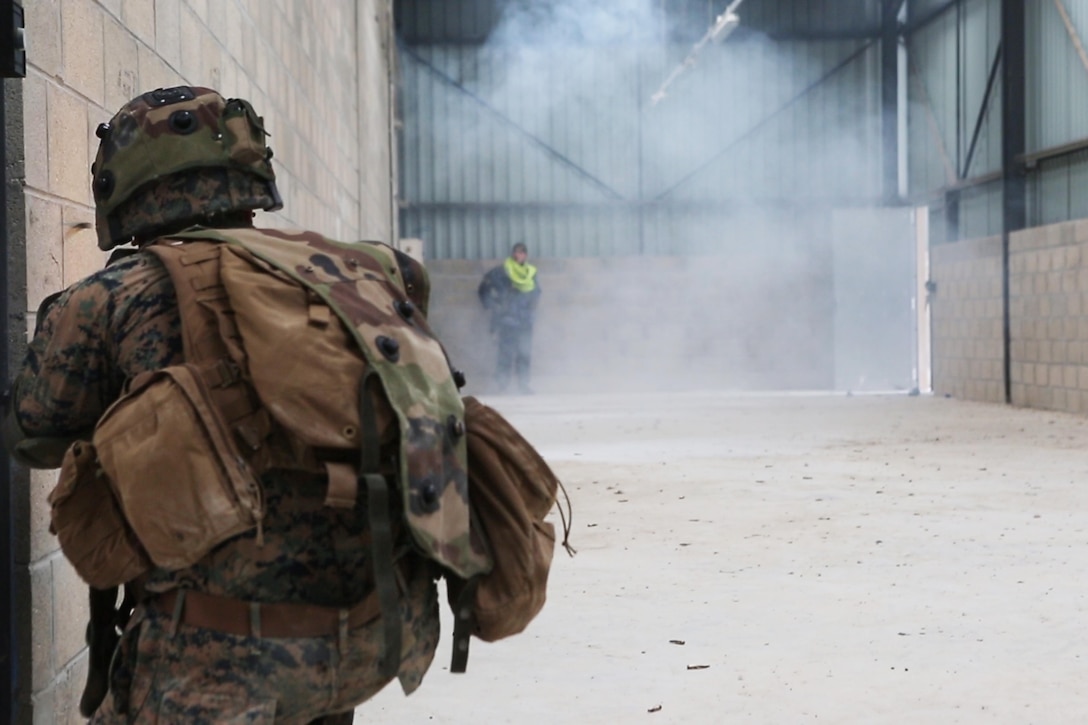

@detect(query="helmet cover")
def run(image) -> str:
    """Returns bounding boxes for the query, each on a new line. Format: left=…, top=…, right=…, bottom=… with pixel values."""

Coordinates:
left=91, top=86, right=283, bottom=250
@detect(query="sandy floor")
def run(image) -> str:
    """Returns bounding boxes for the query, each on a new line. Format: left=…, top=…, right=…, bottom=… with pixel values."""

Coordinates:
left=364, top=392, right=1088, bottom=724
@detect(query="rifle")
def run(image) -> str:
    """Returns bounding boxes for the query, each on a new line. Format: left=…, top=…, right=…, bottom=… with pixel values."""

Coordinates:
left=79, top=585, right=136, bottom=717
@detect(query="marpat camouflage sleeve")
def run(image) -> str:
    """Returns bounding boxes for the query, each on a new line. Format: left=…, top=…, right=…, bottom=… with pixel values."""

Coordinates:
left=13, top=253, right=182, bottom=439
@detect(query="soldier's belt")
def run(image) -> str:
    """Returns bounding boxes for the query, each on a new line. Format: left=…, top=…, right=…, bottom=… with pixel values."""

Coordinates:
left=149, top=588, right=382, bottom=639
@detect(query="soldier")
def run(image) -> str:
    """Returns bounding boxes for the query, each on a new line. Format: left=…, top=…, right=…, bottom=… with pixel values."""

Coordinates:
left=2, top=86, right=487, bottom=723
left=478, top=242, right=542, bottom=394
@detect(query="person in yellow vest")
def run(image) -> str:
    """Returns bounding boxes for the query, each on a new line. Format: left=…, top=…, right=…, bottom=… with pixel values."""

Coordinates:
left=478, top=243, right=542, bottom=394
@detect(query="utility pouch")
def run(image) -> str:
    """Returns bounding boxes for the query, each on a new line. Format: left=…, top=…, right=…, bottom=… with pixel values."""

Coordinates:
left=93, top=364, right=264, bottom=571
left=49, top=441, right=150, bottom=588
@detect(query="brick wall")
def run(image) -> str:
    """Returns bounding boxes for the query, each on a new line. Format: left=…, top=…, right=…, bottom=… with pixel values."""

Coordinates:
left=12, top=1, right=394, bottom=722
left=930, top=235, right=1005, bottom=404
left=930, top=219, right=1088, bottom=415
left=426, top=254, right=835, bottom=395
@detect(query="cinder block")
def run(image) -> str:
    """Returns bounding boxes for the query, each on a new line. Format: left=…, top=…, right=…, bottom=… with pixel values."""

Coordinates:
left=25, top=0, right=62, bottom=77
left=52, top=557, right=89, bottom=669
left=103, top=24, right=138, bottom=112
left=201, top=31, right=224, bottom=93
left=206, top=0, right=227, bottom=44
left=1067, top=245, right=1082, bottom=269
left=1025, top=252, right=1039, bottom=274
left=1059, top=221, right=1077, bottom=246
left=1076, top=219, right=1088, bottom=244
left=138, top=43, right=180, bottom=95
left=61, top=206, right=103, bottom=285
left=122, top=0, right=155, bottom=45
left=189, top=0, right=209, bottom=22
left=23, top=73, right=50, bottom=192
left=1049, top=318, right=1064, bottom=340
left=178, top=6, right=203, bottom=82
left=25, top=194, right=63, bottom=309
left=1079, top=366, right=1088, bottom=390
left=1034, top=272, right=1047, bottom=295
left=1054, top=340, right=1069, bottom=363
left=62, top=654, right=89, bottom=725
left=29, top=469, right=60, bottom=563
left=1061, top=361, right=1079, bottom=389
left=154, top=0, right=181, bottom=70
left=1069, top=293, right=1082, bottom=316
left=225, top=1, right=244, bottom=61
left=46, top=86, right=89, bottom=203
left=30, top=561, right=53, bottom=691
left=60, top=0, right=105, bottom=105
left=31, top=686, right=56, bottom=725
left=1047, top=272, right=1062, bottom=294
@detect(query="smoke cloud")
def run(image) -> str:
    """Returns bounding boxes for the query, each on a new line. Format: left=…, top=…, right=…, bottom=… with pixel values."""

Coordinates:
left=406, top=0, right=919, bottom=395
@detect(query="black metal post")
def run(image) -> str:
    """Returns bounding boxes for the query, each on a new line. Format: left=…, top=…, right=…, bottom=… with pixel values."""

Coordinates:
left=881, top=0, right=903, bottom=202
left=1001, top=0, right=1027, bottom=404
left=0, top=78, right=15, bottom=725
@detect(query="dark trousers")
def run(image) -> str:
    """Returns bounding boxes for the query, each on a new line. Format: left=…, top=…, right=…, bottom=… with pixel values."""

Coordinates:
left=496, top=325, right=533, bottom=391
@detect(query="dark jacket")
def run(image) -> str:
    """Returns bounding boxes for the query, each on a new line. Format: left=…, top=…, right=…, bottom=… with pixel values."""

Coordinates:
left=478, top=264, right=541, bottom=330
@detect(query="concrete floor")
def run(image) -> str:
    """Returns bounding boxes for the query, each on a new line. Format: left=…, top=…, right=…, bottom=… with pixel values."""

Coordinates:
left=364, top=392, right=1088, bottom=724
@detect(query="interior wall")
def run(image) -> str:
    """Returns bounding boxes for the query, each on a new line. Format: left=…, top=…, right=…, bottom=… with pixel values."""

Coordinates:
left=11, top=1, right=394, bottom=722
left=426, top=244, right=837, bottom=395
left=930, top=219, right=1088, bottom=414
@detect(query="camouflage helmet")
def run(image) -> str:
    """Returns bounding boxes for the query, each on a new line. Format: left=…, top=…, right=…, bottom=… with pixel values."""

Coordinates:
left=91, top=86, right=283, bottom=250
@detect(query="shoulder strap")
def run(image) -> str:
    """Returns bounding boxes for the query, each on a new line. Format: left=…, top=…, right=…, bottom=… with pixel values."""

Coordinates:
left=144, top=241, right=275, bottom=465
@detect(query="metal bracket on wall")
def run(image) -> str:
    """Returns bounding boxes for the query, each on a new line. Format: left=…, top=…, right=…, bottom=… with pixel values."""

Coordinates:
left=0, top=0, right=25, bottom=79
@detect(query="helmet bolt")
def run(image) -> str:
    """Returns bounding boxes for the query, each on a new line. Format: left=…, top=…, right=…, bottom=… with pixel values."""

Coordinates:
left=93, top=171, right=115, bottom=200
left=395, top=300, right=415, bottom=320
left=168, top=109, right=198, bottom=135
left=95, top=123, right=112, bottom=139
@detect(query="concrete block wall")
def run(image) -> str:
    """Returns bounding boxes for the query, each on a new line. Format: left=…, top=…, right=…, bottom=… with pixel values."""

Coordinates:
left=426, top=254, right=835, bottom=395
left=13, top=1, right=394, bottom=722
left=930, top=235, right=1005, bottom=404
left=930, top=218, right=1088, bottom=415
left=1008, top=219, right=1088, bottom=413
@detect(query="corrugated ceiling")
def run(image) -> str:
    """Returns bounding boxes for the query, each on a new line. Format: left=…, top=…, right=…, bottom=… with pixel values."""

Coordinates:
left=395, top=0, right=891, bottom=46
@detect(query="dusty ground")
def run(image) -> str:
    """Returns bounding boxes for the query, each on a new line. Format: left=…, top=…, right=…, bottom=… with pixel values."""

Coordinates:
left=364, top=392, right=1088, bottom=724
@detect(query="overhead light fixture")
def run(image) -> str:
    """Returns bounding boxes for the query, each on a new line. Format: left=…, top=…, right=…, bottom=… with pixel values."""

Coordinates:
left=651, top=0, right=744, bottom=106
left=709, top=9, right=740, bottom=44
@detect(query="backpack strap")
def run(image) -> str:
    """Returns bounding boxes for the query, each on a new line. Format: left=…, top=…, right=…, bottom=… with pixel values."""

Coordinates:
left=144, top=241, right=275, bottom=470
left=358, top=370, right=402, bottom=680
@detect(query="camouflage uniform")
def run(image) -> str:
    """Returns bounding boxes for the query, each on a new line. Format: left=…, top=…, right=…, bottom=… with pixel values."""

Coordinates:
left=12, top=250, right=441, bottom=723
left=4, top=87, right=484, bottom=723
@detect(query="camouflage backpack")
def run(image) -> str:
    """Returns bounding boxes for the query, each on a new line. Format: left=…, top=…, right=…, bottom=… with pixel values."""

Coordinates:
left=80, top=226, right=492, bottom=679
